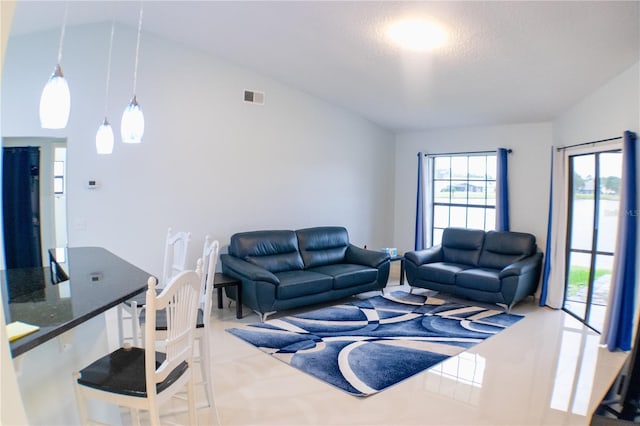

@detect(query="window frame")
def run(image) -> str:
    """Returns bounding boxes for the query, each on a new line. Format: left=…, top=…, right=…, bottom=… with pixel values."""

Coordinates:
left=428, top=152, right=497, bottom=246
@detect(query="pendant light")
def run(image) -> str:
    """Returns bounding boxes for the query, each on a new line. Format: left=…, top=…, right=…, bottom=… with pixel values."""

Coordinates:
left=96, top=24, right=116, bottom=155
left=121, top=4, right=145, bottom=144
left=39, top=2, right=70, bottom=129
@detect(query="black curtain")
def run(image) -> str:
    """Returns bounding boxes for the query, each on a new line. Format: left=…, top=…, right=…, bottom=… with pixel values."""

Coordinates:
left=2, top=146, right=42, bottom=269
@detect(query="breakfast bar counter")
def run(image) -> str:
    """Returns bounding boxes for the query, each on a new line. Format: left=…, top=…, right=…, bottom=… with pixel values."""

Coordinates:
left=2, top=247, right=152, bottom=425
left=2, top=246, right=151, bottom=357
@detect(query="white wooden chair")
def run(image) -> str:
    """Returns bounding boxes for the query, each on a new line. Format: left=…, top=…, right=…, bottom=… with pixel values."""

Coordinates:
left=73, top=272, right=201, bottom=425
left=118, top=228, right=191, bottom=346
left=141, top=236, right=220, bottom=410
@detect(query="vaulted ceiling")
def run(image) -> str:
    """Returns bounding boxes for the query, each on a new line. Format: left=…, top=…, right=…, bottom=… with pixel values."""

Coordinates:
left=9, top=1, right=640, bottom=132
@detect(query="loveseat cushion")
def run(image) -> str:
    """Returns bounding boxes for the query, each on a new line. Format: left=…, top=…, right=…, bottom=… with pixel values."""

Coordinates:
left=441, top=228, right=485, bottom=266
left=229, top=230, right=304, bottom=273
left=297, top=226, right=349, bottom=269
left=308, top=264, right=378, bottom=290
left=478, top=231, right=536, bottom=270
left=416, top=262, right=472, bottom=285
left=275, top=270, right=333, bottom=300
left=455, top=268, right=502, bottom=292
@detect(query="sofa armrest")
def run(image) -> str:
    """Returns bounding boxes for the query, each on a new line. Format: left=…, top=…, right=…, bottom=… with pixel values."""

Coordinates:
left=499, top=252, right=543, bottom=278
left=405, top=246, right=443, bottom=266
left=220, top=254, right=280, bottom=285
left=345, top=244, right=389, bottom=268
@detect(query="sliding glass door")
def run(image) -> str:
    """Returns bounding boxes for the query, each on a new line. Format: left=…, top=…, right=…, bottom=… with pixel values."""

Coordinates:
left=564, top=150, right=622, bottom=332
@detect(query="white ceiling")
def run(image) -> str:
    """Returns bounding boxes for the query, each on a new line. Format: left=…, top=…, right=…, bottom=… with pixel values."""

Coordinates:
left=9, top=1, right=640, bottom=132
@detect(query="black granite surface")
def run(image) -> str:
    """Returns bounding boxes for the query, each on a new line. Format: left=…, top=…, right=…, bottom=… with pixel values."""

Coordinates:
left=2, top=247, right=151, bottom=357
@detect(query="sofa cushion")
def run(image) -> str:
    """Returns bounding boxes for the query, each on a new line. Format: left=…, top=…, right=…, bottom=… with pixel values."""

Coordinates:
left=456, top=268, right=502, bottom=293
left=478, top=231, right=536, bottom=270
left=275, top=270, right=333, bottom=300
left=308, top=264, right=378, bottom=290
left=441, top=228, right=485, bottom=266
left=229, top=230, right=304, bottom=273
left=417, top=262, right=472, bottom=285
left=297, top=226, right=349, bottom=269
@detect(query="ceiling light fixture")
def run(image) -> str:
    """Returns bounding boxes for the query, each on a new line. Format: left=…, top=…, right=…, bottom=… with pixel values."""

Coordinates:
left=121, top=3, right=145, bottom=144
left=96, top=23, right=115, bottom=155
left=386, top=19, right=447, bottom=52
left=39, top=2, right=70, bottom=129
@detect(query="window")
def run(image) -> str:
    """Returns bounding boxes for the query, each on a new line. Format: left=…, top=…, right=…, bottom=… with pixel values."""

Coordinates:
left=430, top=154, right=497, bottom=245
left=53, top=160, right=64, bottom=195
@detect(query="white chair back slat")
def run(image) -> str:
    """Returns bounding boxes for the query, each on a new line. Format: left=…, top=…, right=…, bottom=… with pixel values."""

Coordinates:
left=200, top=237, right=220, bottom=329
left=144, top=270, right=200, bottom=389
left=161, top=228, right=191, bottom=286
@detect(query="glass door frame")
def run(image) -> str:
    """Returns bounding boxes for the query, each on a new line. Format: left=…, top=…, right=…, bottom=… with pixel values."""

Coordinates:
left=563, top=147, right=621, bottom=333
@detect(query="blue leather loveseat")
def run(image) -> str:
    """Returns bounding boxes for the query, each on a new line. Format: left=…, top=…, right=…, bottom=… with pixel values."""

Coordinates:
left=221, top=226, right=390, bottom=321
left=404, top=227, right=543, bottom=311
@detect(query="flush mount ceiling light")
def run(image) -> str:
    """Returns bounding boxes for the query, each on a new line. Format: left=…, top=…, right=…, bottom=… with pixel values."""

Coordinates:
left=121, top=3, right=145, bottom=144
left=39, top=2, right=70, bottom=129
left=386, top=19, right=447, bottom=51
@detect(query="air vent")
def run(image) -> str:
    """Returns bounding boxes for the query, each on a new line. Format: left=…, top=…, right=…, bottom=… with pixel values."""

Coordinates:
left=243, top=90, right=265, bottom=105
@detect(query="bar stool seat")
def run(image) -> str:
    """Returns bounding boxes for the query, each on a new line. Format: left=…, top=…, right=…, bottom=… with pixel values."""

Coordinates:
left=77, top=347, right=188, bottom=397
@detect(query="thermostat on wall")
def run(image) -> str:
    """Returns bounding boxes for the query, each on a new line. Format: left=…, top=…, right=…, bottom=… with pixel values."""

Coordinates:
left=87, top=180, right=100, bottom=189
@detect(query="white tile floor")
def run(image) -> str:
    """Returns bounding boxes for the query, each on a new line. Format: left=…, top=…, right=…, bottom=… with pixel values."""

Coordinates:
left=108, top=278, right=629, bottom=426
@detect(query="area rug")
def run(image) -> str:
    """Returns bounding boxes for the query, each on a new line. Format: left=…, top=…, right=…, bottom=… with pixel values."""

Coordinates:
left=227, top=291, right=523, bottom=397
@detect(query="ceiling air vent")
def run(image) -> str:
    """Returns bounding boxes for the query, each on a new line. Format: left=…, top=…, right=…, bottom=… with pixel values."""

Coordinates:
left=243, top=90, right=265, bottom=105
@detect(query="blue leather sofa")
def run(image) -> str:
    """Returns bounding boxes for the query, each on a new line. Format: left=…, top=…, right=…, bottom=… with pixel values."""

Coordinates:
left=404, top=227, right=543, bottom=311
left=221, top=226, right=390, bottom=321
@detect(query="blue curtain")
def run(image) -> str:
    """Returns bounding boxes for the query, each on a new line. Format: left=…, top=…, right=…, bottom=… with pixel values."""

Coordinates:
left=605, top=130, right=637, bottom=351
left=496, top=148, right=510, bottom=231
left=539, top=146, right=555, bottom=307
left=2, top=147, right=43, bottom=269
left=415, top=152, right=425, bottom=250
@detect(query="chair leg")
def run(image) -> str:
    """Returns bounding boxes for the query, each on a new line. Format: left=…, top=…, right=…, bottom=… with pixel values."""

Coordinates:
left=187, top=374, right=198, bottom=426
left=72, top=372, right=90, bottom=425
left=199, top=334, right=215, bottom=409
left=117, top=305, right=124, bottom=345
left=131, top=301, right=140, bottom=347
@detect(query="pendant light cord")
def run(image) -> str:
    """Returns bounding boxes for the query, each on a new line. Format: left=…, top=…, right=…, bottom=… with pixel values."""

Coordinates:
left=104, top=23, right=115, bottom=117
left=57, top=1, right=69, bottom=64
left=132, top=3, right=144, bottom=95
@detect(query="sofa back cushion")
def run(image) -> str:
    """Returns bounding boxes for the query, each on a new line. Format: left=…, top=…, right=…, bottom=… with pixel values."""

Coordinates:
left=229, top=230, right=304, bottom=273
left=297, top=226, right=349, bottom=269
left=441, top=228, right=485, bottom=266
left=478, top=231, right=537, bottom=270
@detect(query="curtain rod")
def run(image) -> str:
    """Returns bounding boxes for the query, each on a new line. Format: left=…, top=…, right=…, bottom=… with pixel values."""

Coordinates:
left=556, top=136, right=622, bottom=151
left=420, top=149, right=512, bottom=157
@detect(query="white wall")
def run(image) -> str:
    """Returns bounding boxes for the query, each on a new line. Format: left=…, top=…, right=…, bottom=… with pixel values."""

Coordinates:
left=553, top=62, right=639, bottom=145
left=2, top=23, right=395, bottom=277
left=393, top=122, right=553, bottom=253
left=553, top=60, right=640, bottom=305
left=0, top=1, right=29, bottom=425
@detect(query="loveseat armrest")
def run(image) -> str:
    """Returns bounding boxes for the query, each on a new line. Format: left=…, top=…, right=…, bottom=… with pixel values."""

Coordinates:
left=346, top=244, right=389, bottom=268
left=220, top=254, right=280, bottom=285
left=405, top=246, right=443, bottom=266
left=499, top=252, right=543, bottom=278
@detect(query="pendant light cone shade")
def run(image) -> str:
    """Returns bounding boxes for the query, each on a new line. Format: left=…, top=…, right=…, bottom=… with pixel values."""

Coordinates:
left=96, top=117, right=114, bottom=154
left=121, top=95, right=144, bottom=144
left=39, top=64, right=71, bottom=129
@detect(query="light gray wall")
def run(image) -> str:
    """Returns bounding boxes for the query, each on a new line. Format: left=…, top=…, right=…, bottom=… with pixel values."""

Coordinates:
left=553, top=62, right=639, bottom=145
left=2, top=23, right=395, bottom=277
left=552, top=60, right=640, bottom=303
left=393, top=122, right=553, bottom=253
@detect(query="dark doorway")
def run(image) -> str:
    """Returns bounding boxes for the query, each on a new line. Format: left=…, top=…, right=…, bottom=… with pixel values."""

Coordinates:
left=2, top=146, right=43, bottom=269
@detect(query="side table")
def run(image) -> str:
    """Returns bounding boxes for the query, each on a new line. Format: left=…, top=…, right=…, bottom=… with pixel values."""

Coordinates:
left=389, top=255, right=405, bottom=286
left=213, top=272, right=243, bottom=319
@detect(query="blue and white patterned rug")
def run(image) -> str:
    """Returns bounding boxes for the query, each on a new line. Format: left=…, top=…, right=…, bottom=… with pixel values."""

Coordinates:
left=227, top=291, right=523, bottom=397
